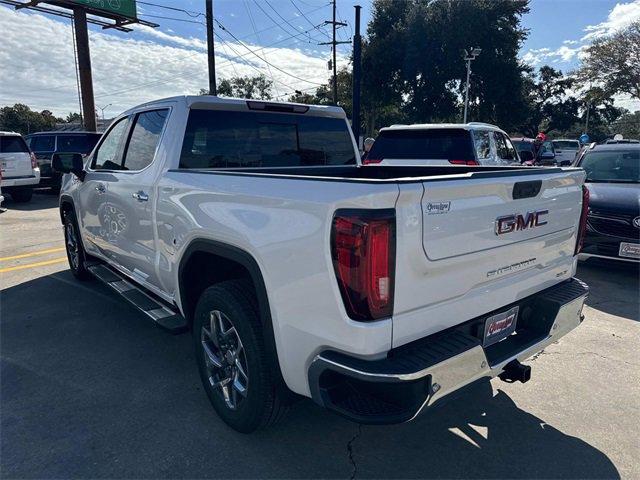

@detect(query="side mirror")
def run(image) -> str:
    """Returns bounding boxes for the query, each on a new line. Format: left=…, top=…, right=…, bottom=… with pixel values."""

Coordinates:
left=519, top=150, right=534, bottom=163
left=52, top=152, right=85, bottom=180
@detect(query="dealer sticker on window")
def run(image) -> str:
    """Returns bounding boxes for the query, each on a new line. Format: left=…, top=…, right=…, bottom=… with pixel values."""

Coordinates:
left=483, top=306, right=519, bottom=347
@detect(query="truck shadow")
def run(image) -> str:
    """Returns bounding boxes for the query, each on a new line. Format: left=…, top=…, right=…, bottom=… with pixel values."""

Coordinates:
left=577, top=259, right=639, bottom=321
left=1, top=271, right=620, bottom=479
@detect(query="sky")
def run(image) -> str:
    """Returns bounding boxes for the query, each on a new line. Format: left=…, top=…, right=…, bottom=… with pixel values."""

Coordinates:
left=0, top=0, right=638, bottom=118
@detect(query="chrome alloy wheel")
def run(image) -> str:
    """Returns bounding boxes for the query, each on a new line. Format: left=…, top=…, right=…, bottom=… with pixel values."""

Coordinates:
left=201, top=310, right=249, bottom=410
left=65, top=219, right=80, bottom=270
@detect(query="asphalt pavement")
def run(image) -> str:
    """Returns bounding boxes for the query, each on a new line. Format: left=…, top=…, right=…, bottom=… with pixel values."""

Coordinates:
left=1, top=193, right=638, bottom=479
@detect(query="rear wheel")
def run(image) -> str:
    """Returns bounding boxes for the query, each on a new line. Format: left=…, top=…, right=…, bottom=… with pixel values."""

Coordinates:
left=10, top=187, right=33, bottom=203
left=193, top=280, right=288, bottom=432
left=63, top=210, right=91, bottom=281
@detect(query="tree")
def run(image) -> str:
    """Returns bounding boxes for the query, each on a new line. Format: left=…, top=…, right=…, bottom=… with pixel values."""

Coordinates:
left=0, top=104, right=62, bottom=135
left=610, top=110, right=640, bottom=140
left=199, top=74, right=274, bottom=100
left=65, top=112, right=82, bottom=123
left=361, top=0, right=531, bottom=133
left=578, top=21, right=640, bottom=100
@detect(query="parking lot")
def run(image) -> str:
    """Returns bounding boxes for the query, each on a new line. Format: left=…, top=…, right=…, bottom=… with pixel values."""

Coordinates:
left=1, top=193, right=638, bottom=479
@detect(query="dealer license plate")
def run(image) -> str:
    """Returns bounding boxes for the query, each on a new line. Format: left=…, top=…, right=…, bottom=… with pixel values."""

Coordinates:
left=483, top=306, right=519, bottom=347
left=619, top=242, right=640, bottom=259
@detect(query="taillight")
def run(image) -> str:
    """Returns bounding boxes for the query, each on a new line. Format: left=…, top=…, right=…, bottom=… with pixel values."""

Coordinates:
left=30, top=152, right=37, bottom=169
left=449, top=159, right=479, bottom=165
left=331, top=209, right=395, bottom=321
left=362, top=157, right=382, bottom=165
left=575, top=185, right=590, bottom=255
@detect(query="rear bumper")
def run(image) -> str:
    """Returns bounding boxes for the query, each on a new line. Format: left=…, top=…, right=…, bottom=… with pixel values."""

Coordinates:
left=1, top=172, right=40, bottom=188
left=308, top=278, right=588, bottom=424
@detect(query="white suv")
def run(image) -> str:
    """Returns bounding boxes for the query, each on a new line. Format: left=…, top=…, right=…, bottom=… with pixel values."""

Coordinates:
left=0, top=132, right=40, bottom=203
left=365, top=122, right=520, bottom=166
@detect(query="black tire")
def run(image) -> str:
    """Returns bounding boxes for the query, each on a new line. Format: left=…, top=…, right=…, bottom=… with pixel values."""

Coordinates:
left=63, top=209, right=91, bottom=281
left=193, top=279, right=288, bottom=433
left=10, top=187, right=33, bottom=203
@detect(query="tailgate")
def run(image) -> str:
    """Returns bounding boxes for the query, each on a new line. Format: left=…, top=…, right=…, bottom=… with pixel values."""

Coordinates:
left=392, top=168, right=586, bottom=348
left=422, top=170, right=584, bottom=259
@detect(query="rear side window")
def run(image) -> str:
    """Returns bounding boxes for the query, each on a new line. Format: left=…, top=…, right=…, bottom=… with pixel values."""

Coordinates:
left=26, top=135, right=54, bottom=152
left=122, top=109, right=169, bottom=171
left=179, top=110, right=355, bottom=169
left=0, top=136, right=29, bottom=153
left=494, top=132, right=517, bottom=161
left=57, top=134, right=101, bottom=154
left=473, top=131, right=491, bottom=159
left=367, top=129, right=474, bottom=161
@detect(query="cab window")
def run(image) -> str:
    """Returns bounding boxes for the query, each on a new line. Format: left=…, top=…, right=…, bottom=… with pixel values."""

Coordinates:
left=122, top=109, right=169, bottom=171
left=92, top=117, right=129, bottom=170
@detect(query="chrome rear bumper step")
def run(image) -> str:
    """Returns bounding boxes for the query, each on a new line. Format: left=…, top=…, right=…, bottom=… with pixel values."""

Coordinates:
left=87, top=264, right=187, bottom=334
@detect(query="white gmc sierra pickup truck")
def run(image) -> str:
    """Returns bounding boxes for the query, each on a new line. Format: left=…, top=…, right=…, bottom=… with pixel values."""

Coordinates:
left=53, top=96, right=589, bottom=433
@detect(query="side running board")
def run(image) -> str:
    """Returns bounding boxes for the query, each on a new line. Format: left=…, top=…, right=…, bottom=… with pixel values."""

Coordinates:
left=87, top=264, right=188, bottom=334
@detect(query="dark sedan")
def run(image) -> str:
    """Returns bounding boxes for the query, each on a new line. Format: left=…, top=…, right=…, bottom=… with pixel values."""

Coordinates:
left=576, top=143, right=640, bottom=263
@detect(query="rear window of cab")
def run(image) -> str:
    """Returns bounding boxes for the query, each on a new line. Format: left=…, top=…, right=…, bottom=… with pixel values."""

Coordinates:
left=367, top=128, right=474, bottom=162
left=179, top=109, right=356, bottom=169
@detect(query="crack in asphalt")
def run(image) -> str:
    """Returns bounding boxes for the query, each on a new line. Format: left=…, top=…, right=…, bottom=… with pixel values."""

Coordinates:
left=346, top=424, right=362, bottom=480
left=528, top=349, right=639, bottom=367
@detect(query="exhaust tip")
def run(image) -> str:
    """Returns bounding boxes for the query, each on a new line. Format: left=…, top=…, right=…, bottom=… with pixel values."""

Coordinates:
left=499, top=360, right=531, bottom=384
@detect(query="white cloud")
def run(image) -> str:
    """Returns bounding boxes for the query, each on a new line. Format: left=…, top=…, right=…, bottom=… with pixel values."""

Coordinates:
left=582, top=0, right=640, bottom=40
left=0, top=6, right=347, bottom=117
left=563, top=39, right=579, bottom=45
left=520, top=45, right=586, bottom=67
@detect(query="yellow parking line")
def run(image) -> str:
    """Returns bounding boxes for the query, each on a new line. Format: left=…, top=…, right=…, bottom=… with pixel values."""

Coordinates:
left=0, top=247, right=65, bottom=262
left=0, top=257, right=67, bottom=273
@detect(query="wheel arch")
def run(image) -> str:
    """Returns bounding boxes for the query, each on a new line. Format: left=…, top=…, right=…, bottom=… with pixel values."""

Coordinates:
left=178, top=239, right=286, bottom=389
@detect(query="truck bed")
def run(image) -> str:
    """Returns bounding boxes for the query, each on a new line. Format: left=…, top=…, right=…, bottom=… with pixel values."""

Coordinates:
left=169, top=164, right=580, bottom=183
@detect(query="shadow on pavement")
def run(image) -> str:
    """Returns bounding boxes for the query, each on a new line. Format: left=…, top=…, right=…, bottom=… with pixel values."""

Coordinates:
left=577, top=259, right=639, bottom=321
left=1, top=271, right=620, bottom=479
left=0, top=190, right=59, bottom=212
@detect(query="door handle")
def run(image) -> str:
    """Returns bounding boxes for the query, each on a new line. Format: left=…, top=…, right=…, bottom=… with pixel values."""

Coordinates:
left=95, top=183, right=106, bottom=194
left=132, top=191, right=149, bottom=202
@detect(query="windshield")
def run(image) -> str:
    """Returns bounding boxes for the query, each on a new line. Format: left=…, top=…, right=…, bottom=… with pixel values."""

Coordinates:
left=580, top=150, right=640, bottom=183
left=553, top=140, right=579, bottom=150
left=512, top=140, right=533, bottom=152
left=367, top=129, right=474, bottom=161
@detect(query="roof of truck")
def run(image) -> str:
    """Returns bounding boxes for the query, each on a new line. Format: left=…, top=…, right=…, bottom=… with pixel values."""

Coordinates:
left=380, top=122, right=505, bottom=133
left=0, top=131, right=21, bottom=136
left=125, top=95, right=346, bottom=119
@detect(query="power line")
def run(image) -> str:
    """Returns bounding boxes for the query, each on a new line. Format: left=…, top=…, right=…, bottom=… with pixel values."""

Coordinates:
left=139, top=14, right=204, bottom=24
left=214, top=18, right=325, bottom=85
left=264, top=0, right=322, bottom=43
left=290, top=0, right=331, bottom=40
left=243, top=0, right=280, bottom=97
left=137, top=1, right=204, bottom=18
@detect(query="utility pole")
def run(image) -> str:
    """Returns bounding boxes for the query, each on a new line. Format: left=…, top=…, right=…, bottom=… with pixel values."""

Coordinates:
left=206, top=0, right=217, bottom=95
left=73, top=8, right=96, bottom=132
left=352, top=5, right=362, bottom=148
left=462, top=47, right=482, bottom=124
left=320, top=0, right=349, bottom=105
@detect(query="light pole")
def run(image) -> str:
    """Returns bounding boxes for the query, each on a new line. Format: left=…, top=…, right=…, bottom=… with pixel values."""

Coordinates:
left=98, top=103, right=112, bottom=122
left=463, top=47, right=482, bottom=124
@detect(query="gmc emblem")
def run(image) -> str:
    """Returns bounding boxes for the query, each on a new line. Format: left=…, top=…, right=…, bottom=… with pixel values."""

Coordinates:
left=495, top=210, right=548, bottom=235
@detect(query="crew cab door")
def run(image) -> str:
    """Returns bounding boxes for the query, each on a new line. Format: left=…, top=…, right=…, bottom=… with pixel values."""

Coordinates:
left=100, top=108, right=170, bottom=291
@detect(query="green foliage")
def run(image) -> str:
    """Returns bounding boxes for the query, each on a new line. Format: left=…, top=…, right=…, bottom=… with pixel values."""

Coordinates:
left=0, top=104, right=62, bottom=136
left=610, top=111, right=640, bottom=140
left=577, top=21, right=640, bottom=100
left=200, top=74, right=274, bottom=100
left=360, top=0, right=531, bottom=133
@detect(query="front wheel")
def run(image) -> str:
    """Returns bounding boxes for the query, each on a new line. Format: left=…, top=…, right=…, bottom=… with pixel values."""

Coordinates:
left=193, top=280, right=288, bottom=433
left=63, top=210, right=91, bottom=281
